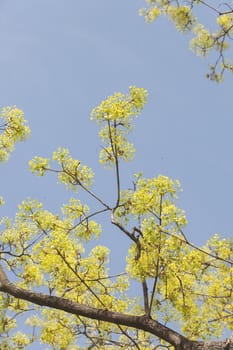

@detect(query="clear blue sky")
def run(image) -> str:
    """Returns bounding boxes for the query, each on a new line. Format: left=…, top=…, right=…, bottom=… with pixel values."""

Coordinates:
left=0, top=0, right=232, bottom=347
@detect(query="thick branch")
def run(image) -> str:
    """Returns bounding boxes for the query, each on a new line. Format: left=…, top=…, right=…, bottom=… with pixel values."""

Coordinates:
left=0, top=265, right=232, bottom=350
left=0, top=266, right=189, bottom=348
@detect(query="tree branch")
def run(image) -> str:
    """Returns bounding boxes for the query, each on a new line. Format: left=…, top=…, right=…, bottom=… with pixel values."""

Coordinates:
left=0, top=265, right=189, bottom=349
left=0, top=264, right=232, bottom=350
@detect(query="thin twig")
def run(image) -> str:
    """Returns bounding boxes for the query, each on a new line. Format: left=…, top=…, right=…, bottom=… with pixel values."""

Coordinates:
left=149, top=195, right=163, bottom=314
left=161, top=228, right=233, bottom=265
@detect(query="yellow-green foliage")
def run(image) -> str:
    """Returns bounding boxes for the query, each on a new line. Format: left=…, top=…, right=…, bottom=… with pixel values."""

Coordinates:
left=29, top=147, right=94, bottom=191
left=0, top=88, right=232, bottom=348
left=140, top=0, right=233, bottom=81
left=0, top=106, right=30, bottom=162
left=91, top=86, right=148, bottom=166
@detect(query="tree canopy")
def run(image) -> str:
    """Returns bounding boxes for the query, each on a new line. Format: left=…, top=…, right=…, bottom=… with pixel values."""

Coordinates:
left=0, top=86, right=232, bottom=349
left=140, top=0, right=233, bottom=81
left=0, top=2, right=232, bottom=350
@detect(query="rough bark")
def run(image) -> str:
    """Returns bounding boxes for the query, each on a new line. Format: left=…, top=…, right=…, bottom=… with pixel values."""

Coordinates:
left=0, top=265, right=231, bottom=350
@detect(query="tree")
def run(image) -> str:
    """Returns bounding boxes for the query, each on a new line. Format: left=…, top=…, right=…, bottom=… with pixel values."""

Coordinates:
left=0, top=86, right=232, bottom=350
left=140, top=0, right=233, bottom=81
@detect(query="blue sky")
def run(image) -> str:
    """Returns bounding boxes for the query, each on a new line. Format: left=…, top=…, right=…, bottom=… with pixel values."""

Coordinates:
left=0, top=0, right=232, bottom=347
